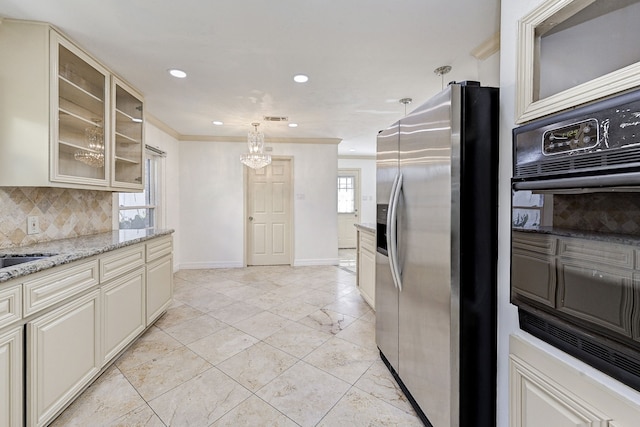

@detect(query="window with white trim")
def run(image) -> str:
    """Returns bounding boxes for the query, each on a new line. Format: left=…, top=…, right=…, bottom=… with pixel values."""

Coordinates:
left=119, top=149, right=163, bottom=229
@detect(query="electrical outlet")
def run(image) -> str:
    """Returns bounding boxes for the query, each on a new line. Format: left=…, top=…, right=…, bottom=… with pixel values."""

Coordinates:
left=27, top=216, right=40, bottom=235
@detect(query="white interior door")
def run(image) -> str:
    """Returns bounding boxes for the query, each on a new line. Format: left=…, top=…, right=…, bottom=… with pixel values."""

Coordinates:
left=247, top=159, right=292, bottom=266
left=337, top=169, right=360, bottom=249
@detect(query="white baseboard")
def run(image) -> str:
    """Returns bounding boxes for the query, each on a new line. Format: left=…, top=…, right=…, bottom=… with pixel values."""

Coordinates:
left=177, top=261, right=244, bottom=270
left=176, top=259, right=340, bottom=270
left=293, top=258, right=339, bottom=267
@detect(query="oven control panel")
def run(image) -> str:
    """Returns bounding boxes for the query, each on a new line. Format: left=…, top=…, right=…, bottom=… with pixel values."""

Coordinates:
left=542, top=119, right=599, bottom=155
left=513, top=88, right=640, bottom=180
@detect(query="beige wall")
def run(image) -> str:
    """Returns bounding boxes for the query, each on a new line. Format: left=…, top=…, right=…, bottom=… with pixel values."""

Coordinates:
left=178, top=139, right=339, bottom=268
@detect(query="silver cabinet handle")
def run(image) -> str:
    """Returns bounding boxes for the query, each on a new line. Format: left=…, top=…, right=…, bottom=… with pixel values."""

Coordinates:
left=249, top=216, right=254, bottom=221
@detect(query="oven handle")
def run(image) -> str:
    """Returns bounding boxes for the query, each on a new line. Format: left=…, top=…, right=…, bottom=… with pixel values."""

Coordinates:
left=513, top=171, right=640, bottom=191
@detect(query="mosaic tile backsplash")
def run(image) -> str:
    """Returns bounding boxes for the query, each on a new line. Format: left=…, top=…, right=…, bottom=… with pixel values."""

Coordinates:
left=553, top=192, right=640, bottom=235
left=0, top=187, right=112, bottom=249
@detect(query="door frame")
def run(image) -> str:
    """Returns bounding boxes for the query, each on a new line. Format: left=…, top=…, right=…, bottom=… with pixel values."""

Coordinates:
left=337, top=168, right=361, bottom=249
left=243, top=156, right=295, bottom=267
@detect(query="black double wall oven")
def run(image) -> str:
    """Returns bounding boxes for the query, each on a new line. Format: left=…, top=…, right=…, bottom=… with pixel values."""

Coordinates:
left=511, top=88, right=640, bottom=391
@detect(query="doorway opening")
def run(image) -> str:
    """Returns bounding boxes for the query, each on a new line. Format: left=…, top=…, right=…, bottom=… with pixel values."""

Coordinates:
left=337, top=168, right=360, bottom=249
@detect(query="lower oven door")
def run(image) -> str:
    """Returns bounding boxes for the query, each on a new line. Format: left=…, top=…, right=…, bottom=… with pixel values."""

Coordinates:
left=511, top=186, right=640, bottom=344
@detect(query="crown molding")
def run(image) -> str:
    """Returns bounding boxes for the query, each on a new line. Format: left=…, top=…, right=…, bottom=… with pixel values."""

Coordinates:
left=144, top=116, right=341, bottom=145
left=179, top=135, right=342, bottom=145
left=146, top=114, right=181, bottom=140
left=338, top=155, right=376, bottom=160
left=470, top=31, right=500, bottom=60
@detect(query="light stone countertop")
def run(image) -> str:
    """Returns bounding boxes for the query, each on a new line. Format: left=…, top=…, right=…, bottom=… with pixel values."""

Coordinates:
left=0, top=228, right=174, bottom=284
left=354, top=223, right=376, bottom=234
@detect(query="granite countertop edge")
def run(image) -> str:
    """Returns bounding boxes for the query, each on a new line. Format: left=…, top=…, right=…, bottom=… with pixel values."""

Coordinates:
left=0, top=229, right=174, bottom=284
left=354, top=223, right=376, bottom=233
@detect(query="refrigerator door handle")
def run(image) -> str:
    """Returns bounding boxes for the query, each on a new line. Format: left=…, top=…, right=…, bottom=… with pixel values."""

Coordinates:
left=389, top=173, right=403, bottom=292
left=386, top=173, right=400, bottom=289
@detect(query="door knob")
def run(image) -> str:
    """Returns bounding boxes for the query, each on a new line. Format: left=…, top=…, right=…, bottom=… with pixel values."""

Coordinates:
left=249, top=216, right=254, bottom=221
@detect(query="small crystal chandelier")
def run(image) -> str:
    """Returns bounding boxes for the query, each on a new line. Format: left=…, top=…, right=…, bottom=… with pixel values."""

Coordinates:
left=74, top=121, right=105, bottom=168
left=240, top=122, right=271, bottom=169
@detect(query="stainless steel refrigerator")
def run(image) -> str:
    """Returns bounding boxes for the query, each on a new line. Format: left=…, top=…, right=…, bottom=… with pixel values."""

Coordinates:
left=375, top=82, right=498, bottom=427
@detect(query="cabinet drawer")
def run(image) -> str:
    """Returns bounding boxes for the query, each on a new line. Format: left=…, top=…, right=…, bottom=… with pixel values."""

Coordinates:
left=146, top=236, right=172, bottom=262
left=24, top=260, right=98, bottom=317
left=512, top=231, right=557, bottom=255
left=0, top=283, right=22, bottom=329
left=100, top=245, right=145, bottom=282
left=359, top=231, right=376, bottom=253
left=559, top=238, right=634, bottom=269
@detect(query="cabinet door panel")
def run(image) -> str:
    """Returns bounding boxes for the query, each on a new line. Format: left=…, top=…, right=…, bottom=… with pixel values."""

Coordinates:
left=27, top=290, right=101, bottom=427
left=111, top=77, right=144, bottom=190
left=0, top=327, right=23, bottom=427
left=102, top=268, right=145, bottom=363
left=51, top=32, right=110, bottom=187
left=146, top=256, right=173, bottom=325
left=510, top=354, right=609, bottom=427
left=558, top=260, right=634, bottom=337
left=512, top=249, right=556, bottom=308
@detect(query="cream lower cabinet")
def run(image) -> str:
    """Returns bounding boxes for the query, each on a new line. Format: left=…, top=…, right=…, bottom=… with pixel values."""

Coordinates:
left=0, top=326, right=23, bottom=427
left=510, top=334, right=640, bottom=427
left=146, top=255, right=173, bottom=325
left=101, top=267, right=145, bottom=364
left=3, top=237, right=172, bottom=427
left=357, top=228, right=376, bottom=308
left=146, top=236, right=173, bottom=325
left=27, top=290, right=101, bottom=427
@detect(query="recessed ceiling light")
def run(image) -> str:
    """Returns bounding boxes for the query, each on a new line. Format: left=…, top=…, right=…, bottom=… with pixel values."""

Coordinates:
left=212, top=121, right=224, bottom=126
left=349, top=148, right=356, bottom=152
left=293, top=74, right=309, bottom=83
left=168, top=69, right=187, bottom=78
left=288, top=123, right=298, bottom=128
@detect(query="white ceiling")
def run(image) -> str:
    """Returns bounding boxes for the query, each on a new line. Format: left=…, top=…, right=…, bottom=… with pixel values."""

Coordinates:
left=0, top=0, right=500, bottom=155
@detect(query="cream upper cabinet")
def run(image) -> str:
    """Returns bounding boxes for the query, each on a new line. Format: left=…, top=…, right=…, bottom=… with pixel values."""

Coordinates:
left=51, top=32, right=110, bottom=187
left=112, top=77, right=145, bottom=189
left=0, top=19, right=143, bottom=191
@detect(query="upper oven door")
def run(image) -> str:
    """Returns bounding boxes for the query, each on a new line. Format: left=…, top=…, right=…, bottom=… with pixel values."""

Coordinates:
left=513, top=88, right=640, bottom=187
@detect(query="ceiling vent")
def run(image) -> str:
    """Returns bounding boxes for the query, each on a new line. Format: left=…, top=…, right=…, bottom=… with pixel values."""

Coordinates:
left=263, top=116, right=289, bottom=122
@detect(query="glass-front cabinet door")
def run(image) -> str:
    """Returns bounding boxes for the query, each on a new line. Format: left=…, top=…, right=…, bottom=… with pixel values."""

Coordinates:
left=51, top=33, right=110, bottom=186
left=112, top=77, right=144, bottom=190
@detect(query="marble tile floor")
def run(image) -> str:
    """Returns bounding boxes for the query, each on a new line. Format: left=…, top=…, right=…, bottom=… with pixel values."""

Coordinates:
left=51, top=265, right=422, bottom=426
left=338, top=248, right=356, bottom=274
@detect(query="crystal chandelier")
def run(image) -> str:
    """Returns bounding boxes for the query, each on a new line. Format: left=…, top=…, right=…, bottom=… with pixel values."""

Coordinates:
left=240, top=122, right=271, bottom=169
left=74, top=121, right=105, bottom=168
